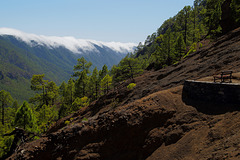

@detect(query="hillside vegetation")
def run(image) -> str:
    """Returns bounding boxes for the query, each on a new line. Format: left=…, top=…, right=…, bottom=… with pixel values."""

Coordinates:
left=1, top=0, right=240, bottom=159
left=128, top=0, right=239, bottom=71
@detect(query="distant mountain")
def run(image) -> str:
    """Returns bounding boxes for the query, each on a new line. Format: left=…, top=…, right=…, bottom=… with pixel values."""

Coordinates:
left=0, top=28, right=136, bottom=101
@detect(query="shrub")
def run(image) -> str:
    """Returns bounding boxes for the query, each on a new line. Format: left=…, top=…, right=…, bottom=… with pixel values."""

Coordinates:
left=183, top=43, right=197, bottom=59
left=127, top=83, right=136, bottom=90
left=82, top=117, right=88, bottom=122
left=64, top=120, right=70, bottom=125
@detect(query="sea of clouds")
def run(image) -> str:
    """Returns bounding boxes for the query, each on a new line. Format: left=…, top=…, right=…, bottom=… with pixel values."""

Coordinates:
left=0, top=28, right=136, bottom=54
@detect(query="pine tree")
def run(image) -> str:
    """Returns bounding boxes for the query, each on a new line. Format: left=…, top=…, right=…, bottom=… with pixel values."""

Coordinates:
left=205, top=0, right=224, bottom=35
left=59, top=81, right=67, bottom=98
left=0, top=90, right=13, bottom=125
left=175, top=34, right=186, bottom=60
left=162, top=28, right=175, bottom=65
left=37, top=104, right=58, bottom=132
left=73, top=57, right=92, bottom=98
left=14, top=101, right=36, bottom=131
left=118, top=56, right=143, bottom=81
left=73, top=57, right=92, bottom=77
left=75, top=70, right=88, bottom=98
left=30, top=74, right=48, bottom=106
left=99, top=65, right=108, bottom=80
left=89, top=67, right=99, bottom=100
left=111, top=65, right=122, bottom=86
left=100, top=74, right=112, bottom=94
left=65, top=78, right=75, bottom=105
left=45, top=81, right=59, bottom=105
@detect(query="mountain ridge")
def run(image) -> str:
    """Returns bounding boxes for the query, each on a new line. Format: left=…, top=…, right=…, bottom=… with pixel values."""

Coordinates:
left=0, top=28, right=136, bottom=54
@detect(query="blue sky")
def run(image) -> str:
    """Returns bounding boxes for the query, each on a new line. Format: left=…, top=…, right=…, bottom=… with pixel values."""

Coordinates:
left=1, top=0, right=194, bottom=43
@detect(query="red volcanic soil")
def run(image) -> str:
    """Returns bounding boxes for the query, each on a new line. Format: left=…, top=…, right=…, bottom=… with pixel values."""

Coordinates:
left=7, top=27, right=240, bottom=160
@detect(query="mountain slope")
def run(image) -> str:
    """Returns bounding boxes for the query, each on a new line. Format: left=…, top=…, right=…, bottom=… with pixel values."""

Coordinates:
left=0, top=28, right=136, bottom=101
left=6, top=26, right=240, bottom=159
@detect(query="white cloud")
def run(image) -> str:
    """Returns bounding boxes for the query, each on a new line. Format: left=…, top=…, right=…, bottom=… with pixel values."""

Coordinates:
left=0, top=28, right=136, bottom=54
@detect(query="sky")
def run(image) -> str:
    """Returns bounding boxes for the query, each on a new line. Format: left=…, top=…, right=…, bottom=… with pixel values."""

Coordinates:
left=1, top=0, right=194, bottom=43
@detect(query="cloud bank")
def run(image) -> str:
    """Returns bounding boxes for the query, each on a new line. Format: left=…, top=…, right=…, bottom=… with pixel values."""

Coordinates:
left=0, top=28, right=136, bottom=54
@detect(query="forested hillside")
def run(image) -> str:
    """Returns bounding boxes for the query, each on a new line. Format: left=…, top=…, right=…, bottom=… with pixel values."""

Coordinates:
left=123, top=0, right=240, bottom=71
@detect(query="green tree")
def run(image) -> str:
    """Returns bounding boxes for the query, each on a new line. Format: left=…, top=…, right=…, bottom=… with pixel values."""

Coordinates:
left=73, top=57, right=92, bottom=77
left=30, top=74, right=48, bottom=105
left=89, top=67, right=99, bottom=100
left=45, top=81, right=59, bottom=105
left=64, top=78, right=75, bottom=105
left=176, top=6, right=192, bottom=44
left=175, top=34, right=186, bottom=60
left=36, top=104, right=58, bottom=132
left=59, top=81, right=67, bottom=98
left=0, top=90, right=13, bottom=125
left=73, top=57, right=92, bottom=98
left=14, top=101, right=36, bottom=131
left=99, top=64, right=108, bottom=79
left=205, top=0, right=224, bottom=35
left=162, top=28, right=175, bottom=65
left=75, top=70, right=88, bottom=98
left=111, top=65, right=123, bottom=86
left=151, top=34, right=165, bottom=67
left=58, top=104, right=69, bottom=119
left=183, top=6, right=192, bottom=44
left=100, top=74, right=112, bottom=94
left=118, top=56, right=143, bottom=81
left=72, top=96, right=89, bottom=112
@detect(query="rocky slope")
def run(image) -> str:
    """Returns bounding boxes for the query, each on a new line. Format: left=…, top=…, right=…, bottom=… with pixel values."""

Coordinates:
left=7, top=27, right=240, bottom=160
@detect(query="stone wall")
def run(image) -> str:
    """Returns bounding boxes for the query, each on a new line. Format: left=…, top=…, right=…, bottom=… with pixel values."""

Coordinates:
left=182, top=80, right=240, bottom=104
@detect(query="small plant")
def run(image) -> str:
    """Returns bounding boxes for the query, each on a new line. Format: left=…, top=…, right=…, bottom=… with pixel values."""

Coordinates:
left=127, top=83, right=136, bottom=90
left=183, top=42, right=197, bottom=59
left=64, top=120, right=70, bottom=125
left=82, top=117, right=88, bottom=122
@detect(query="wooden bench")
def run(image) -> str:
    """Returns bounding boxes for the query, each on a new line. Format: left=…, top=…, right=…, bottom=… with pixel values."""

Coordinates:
left=213, top=71, right=233, bottom=83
